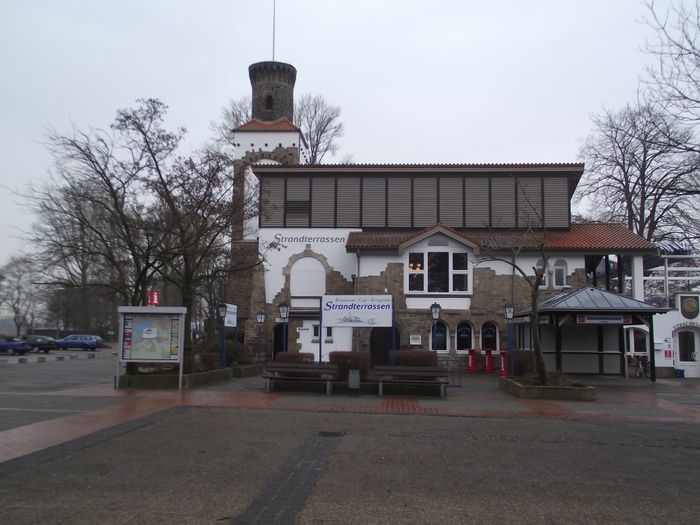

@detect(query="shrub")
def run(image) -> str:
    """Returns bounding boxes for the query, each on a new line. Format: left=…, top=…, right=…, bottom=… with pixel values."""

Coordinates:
left=329, top=351, right=371, bottom=380
left=200, top=352, right=220, bottom=371
left=395, top=350, right=437, bottom=367
left=275, top=352, right=315, bottom=363
left=514, top=350, right=535, bottom=377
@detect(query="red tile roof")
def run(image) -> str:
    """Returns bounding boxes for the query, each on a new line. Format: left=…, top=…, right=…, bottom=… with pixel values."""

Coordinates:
left=235, top=118, right=300, bottom=132
left=346, top=223, right=655, bottom=253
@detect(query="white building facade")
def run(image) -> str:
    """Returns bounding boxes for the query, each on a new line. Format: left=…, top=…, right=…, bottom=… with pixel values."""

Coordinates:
left=228, top=60, right=667, bottom=375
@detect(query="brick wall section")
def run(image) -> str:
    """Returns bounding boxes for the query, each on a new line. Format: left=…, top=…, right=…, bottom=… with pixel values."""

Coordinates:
left=236, top=243, right=590, bottom=355
left=229, top=239, right=261, bottom=318
left=339, top=263, right=588, bottom=353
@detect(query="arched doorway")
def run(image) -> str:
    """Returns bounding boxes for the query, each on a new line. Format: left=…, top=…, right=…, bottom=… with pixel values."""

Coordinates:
left=370, top=327, right=400, bottom=366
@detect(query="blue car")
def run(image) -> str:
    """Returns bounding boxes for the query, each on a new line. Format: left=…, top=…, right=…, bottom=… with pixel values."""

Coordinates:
left=54, top=334, right=103, bottom=351
left=0, top=337, right=31, bottom=355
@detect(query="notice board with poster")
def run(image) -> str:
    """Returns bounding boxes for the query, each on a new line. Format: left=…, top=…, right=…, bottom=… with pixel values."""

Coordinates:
left=117, top=306, right=187, bottom=389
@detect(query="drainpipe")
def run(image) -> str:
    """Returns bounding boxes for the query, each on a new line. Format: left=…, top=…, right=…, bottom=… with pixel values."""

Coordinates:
left=510, top=253, right=516, bottom=375
left=355, top=250, right=360, bottom=351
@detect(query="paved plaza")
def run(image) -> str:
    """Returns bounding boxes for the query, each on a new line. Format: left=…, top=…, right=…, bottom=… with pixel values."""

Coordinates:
left=1, top=354, right=699, bottom=524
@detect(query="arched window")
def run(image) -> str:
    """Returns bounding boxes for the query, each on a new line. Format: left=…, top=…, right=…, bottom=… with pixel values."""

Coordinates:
left=553, top=259, right=567, bottom=288
left=290, top=257, right=326, bottom=297
left=481, top=322, right=498, bottom=350
left=456, top=322, right=473, bottom=350
left=431, top=321, right=448, bottom=351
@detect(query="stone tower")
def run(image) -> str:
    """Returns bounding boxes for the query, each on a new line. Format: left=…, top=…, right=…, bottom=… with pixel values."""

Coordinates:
left=249, top=61, right=297, bottom=122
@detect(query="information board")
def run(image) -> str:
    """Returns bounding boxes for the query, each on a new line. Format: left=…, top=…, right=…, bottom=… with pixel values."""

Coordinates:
left=118, top=306, right=187, bottom=363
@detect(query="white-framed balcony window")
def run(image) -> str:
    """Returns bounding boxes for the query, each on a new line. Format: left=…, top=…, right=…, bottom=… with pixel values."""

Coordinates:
left=406, top=250, right=471, bottom=294
left=553, top=259, right=567, bottom=288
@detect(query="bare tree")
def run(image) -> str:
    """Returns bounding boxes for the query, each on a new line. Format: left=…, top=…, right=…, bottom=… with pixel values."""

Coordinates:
left=478, top=212, right=550, bottom=384
left=211, top=96, right=251, bottom=147
left=577, top=102, right=700, bottom=244
left=213, top=92, right=345, bottom=164
left=294, top=93, right=345, bottom=164
left=113, top=99, right=240, bottom=345
left=0, top=256, right=40, bottom=336
left=645, top=0, right=700, bottom=132
left=32, top=99, right=247, bottom=349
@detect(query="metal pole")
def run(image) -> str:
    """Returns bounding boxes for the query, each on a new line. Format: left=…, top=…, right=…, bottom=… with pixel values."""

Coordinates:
left=648, top=314, right=657, bottom=383
left=508, top=320, right=514, bottom=376
left=283, top=320, right=288, bottom=354
left=220, top=316, right=226, bottom=369
left=319, top=309, right=323, bottom=363
left=391, top=297, right=396, bottom=365
left=255, top=321, right=260, bottom=363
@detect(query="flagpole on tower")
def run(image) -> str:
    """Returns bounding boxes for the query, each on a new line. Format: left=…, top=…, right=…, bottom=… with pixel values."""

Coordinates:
left=272, top=0, right=276, bottom=61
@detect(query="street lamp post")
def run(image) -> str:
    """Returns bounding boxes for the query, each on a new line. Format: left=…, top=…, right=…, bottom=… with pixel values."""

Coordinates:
left=278, top=301, right=290, bottom=357
left=504, top=305, right=515, bottom=376
left=430, top=302, right=441, bottom=351
left=218, top=303, right=227, bottom=369
left=256, top=310, right=266, bottom=363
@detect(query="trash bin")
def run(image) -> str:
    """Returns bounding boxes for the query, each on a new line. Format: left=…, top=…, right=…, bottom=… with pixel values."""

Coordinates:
left=348, top=369, right=361, bottom=392
left=674, top=368, right=685, bottom=378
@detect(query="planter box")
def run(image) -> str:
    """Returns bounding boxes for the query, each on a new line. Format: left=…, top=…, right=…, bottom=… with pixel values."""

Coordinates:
left=232, top=364, right=264, bottom=378
left=117, top=367, right=232, bottom=389
left=267, top=380, right=442, bottom=397
left=499, top=376, right=598, bottom=401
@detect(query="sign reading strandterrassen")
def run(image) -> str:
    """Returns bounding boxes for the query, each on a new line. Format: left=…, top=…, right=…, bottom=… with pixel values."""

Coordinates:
left=322, top=295, right=393, bottom=327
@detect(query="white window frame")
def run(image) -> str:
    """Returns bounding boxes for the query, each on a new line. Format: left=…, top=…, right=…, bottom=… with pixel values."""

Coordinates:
left=553, top=259, right=567, bottom=288
left=405, top=249, right=472, bottom=295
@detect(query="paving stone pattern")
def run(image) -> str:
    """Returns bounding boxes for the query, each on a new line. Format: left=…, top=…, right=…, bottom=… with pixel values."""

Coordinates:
left=232, top=432, right=343, bottom=525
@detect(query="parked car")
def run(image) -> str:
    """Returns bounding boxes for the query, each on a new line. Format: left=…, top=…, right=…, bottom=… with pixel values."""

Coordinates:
left=0, top=337, right=32, bottom=355
left=20, top=335, right=58, bottom=353
left=54, top=334, right=103, bottom=351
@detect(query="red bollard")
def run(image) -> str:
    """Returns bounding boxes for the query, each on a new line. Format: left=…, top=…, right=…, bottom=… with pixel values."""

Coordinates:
left=499, top=350, right=508, bottom=377
left=467, top=348, right=476, bottom=373
left=484, top=349, right=493, bottom=373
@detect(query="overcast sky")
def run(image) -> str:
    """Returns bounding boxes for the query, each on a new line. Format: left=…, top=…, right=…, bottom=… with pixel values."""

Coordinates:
left=0, top=0, right=668, bottom=266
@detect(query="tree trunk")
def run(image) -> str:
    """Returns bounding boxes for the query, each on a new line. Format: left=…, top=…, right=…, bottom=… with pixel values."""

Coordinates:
left=530, top=289, right=548, bottom=385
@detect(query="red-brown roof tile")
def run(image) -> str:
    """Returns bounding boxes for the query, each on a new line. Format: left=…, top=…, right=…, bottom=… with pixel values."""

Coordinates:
left=235, top=118, right=300, bottom=132
left=346, top=223, right=655, bottom=253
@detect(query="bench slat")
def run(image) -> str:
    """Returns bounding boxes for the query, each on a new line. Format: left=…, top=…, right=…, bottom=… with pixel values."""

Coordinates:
left=374, top=366, right=448, bottom=398
left=264, top=362, right=338, bottom=395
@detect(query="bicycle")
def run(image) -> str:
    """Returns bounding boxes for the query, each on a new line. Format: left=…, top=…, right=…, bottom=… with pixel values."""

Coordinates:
left=634, top=355, right=650, bottom=378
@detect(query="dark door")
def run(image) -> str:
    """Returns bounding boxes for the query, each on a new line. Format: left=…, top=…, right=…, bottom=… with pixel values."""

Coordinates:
left=370, top=327, right=399, bottom=367
left=273, top=323, right=286, bottom=359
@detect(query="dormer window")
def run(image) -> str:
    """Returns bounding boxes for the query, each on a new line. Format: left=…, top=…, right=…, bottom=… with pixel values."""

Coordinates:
left=406, top=249, right=471, bottom=294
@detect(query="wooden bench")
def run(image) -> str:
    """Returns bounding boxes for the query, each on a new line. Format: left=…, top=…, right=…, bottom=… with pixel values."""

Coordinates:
left=263, top=362, right=338, bottom=396
left=373, top=365, right=449, bottom=398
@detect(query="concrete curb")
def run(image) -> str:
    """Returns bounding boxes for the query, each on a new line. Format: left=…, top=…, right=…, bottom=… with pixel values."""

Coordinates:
left=0, top=351, right=117, bottom=366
